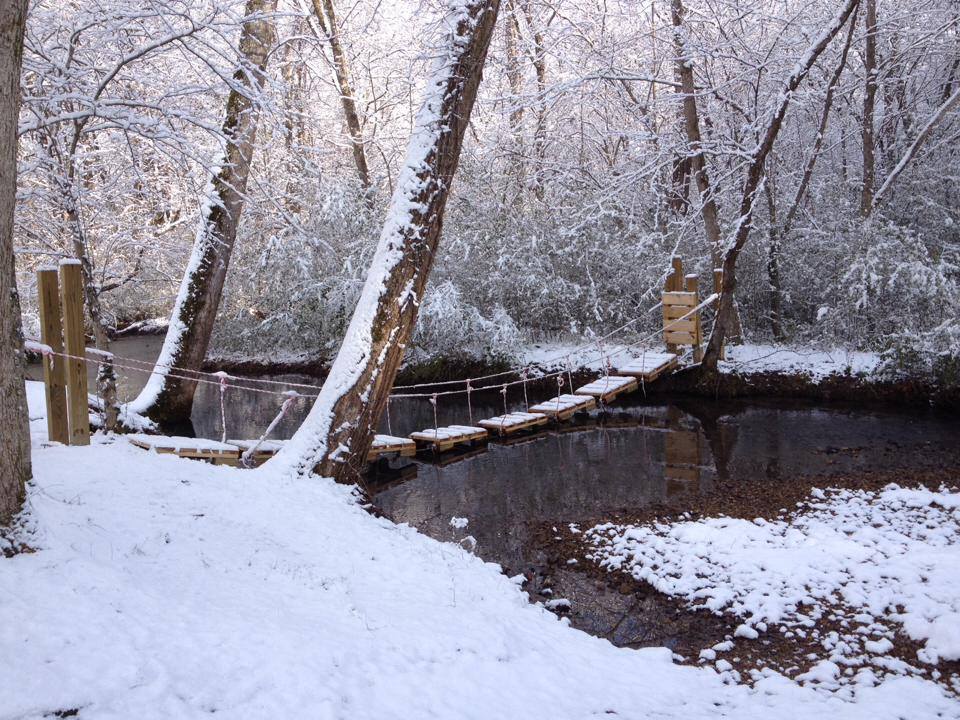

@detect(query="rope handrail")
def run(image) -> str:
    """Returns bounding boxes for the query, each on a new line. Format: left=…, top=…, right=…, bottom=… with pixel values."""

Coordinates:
left=23, top=292, right=718, bottom=405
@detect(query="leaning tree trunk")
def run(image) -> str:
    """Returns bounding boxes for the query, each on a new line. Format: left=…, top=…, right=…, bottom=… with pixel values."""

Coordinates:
left=0, top=0, right=31, bottom=525
left=309, top=0, right=371, bottom=194
left=701, top=0, right=861, bottom=372
left=671, top=0, right=742, bottom=341
left=129, top=0, right=277, bottom=428
left=266, top=0, right=500, bottom=481
left=671, top=0, right=723, bottom=266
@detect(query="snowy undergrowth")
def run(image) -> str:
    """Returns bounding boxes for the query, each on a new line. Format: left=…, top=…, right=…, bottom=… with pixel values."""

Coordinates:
left=584, top=486, right=960, bottom=691
left=3, top=435, right=959, bottom=715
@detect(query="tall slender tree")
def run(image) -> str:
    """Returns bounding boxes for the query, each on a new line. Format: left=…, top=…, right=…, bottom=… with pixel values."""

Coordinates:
left=860, top=0, right=878, bottom=216
left=130, top=0, right=278, bottom=428
left=266, top=0, right=501, bottom=482
left=702, top=0, right=862, bottom=371
left=0, top=0, right=32, bottom=525
left=307, top=0, right=371, bottom=194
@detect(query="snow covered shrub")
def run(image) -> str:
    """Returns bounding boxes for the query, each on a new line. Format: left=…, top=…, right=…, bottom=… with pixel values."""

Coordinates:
left=835, top=220, right=958, bottom=348
left=407, top=281, right=523, bottom=363
left=882, top=321, right=960, bottom=387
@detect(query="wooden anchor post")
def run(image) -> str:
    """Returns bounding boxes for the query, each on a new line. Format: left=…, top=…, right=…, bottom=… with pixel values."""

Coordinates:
left=36, top=268, right=69, bottom=444
left=59, top=260, right=90, bottom=446
left=684, top=273, right=703, bottom=363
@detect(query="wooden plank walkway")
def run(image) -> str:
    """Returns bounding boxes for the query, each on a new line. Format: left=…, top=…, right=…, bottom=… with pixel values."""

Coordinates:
left=128, top=434, right=241, bottom=465
left=410, top=425, right=488, bottom=452
left=368, top=434, right=417, bottom=461
left=528, top=393, right=596, bottom=421
left=478, top=411, right=549, bottom=436
left=615, top=352, right=679, bottom=381
left=574, top=375, right=638, bottom=403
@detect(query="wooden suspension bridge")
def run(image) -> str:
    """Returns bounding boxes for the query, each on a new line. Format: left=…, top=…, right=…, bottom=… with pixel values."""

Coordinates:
left=30, top=256, right=722, bottom=470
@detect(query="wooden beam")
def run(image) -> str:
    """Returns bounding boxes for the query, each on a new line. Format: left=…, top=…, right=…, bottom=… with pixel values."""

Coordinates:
left=36, top=268, right=68, bottom=444
left=59, top=261, right=90, bottom=445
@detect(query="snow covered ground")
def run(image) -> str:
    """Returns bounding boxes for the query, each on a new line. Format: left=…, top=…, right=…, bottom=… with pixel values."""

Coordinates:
left=584, top=486, right=960, bottom=691
left=523, top=341, right=881, bottom=383
left=2, top=382, right=958, bottom=718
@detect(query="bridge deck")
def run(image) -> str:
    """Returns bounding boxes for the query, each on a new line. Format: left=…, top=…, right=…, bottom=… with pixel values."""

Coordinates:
left=127, top=434, right=241, bottom=465
left=528, top=393, right=596, bottom=421
left=574, top=375, right=638, bottom=403
left=615, top=352, right=680, bottom=381
left=478, top=411, right=549, bottom=436
left=410, top=425, right=488, bottom=453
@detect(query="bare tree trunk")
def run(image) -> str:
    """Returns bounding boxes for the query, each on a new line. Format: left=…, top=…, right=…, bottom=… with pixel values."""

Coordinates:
left=671, top=0, right=742, bottom=341
left=763, top=172, right=785, bottom=341
left=504, top=0, right=526, bottom=195
left=702, top=0, right=861, bottom=372
left=309, top=0, right=371, bottom=194
left=266, top=0, right=500, bottom=482
left=519, top=0, right=547, bottom=199
left=129, top=0, right=278, bottom=428
left=671, top=0, right=722, bottom=267
left=0, top=0, right=31, bottom=525
left=860, top=0, right=878, bottom=216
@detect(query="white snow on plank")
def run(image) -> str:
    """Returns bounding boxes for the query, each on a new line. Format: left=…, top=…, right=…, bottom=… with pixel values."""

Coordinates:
left=478, top=412, right=547, bottom=429
left=372, top=434, right=415, bottom=448
left=410, top=426, right=487, bottom=441
left=128, top=434, right=238, bottom=454
left=574, top=376, right=637, bottom=396
left=617, top=352, right=679, bottom=374
left=529, top=394, right=594, bottom=414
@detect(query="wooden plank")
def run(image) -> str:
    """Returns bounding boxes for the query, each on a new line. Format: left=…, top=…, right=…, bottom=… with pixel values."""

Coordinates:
left=528, top=393, right=596, bottom=421
left=663, top=305, right=697, bottom=320
left=59, top=261, right=90, bottom=446
left=478, top=412, right=549, bottom=436
left=36, top=268, right=68, bottom=444
left=574, top=375, right=638, bottom=403
left=367, top=434, right=417, bottom=461
left=128, top=434, right=241, bottom=463
left=615, top=352, right=679, bottom=381
left=410, top=425, right=488, bottom=451
left=663, top=318, right=698, bottom=333
left=662, top=291, right=697, bottom=307
left=664, top=330, right=698, bottom=345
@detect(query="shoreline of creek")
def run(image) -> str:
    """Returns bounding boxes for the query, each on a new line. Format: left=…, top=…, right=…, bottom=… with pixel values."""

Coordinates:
left=524, top=467, right=960, bottom=694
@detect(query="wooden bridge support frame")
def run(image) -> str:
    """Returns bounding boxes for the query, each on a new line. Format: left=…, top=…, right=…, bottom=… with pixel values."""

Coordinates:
left=662, top=256, right=719, bottom=363
left=37, top=262, right=89, bottom=445
left=36, top=269, right=69, bottom=444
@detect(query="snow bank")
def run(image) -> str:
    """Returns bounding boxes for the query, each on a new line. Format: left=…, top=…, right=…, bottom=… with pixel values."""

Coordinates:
left=585, top=485, right=960, bottom=681
left=720, top=344, right=881, bottom=382
left=1, top=435, right=958, bottom=716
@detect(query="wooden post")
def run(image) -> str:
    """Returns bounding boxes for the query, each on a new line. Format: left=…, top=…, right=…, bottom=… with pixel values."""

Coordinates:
left=37, top=268, right=68, bottom=444
left=711, top=268, right=725, bottom=361
left=685, top=273, right=703, bottom=362
left=664, top=256, right=683, bottom=352
left=667, top=255, right=684, bottom=291
left=59, top=260, right=90, bottom=446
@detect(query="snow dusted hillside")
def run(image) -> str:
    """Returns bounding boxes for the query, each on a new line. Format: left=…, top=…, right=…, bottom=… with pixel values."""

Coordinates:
left=0, top=383, right=957, bottom=718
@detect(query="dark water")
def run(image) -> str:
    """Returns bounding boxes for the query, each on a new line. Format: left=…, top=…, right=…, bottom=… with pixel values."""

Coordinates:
left=29, top=337, right=960, bottom=649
